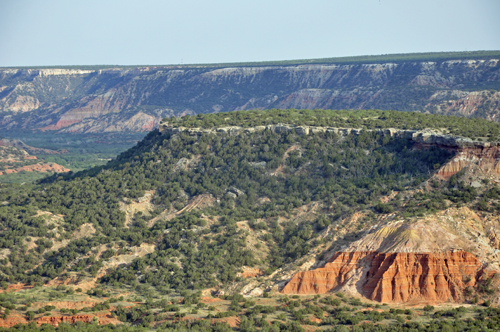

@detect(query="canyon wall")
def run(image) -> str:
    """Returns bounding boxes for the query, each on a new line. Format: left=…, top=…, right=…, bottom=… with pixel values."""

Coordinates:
left=0, top=58, right=499, bottom=133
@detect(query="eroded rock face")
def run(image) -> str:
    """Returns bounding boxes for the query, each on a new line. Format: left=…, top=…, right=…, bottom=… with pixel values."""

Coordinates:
left=1, top=58, right=499, bottom=133
left=281, top=251, right=482, bottom=304
left=436, top=146, right=500, bottom=178
left=35, top=315, right=93, bottom=326
left=160, top=123, right=500, bottom=150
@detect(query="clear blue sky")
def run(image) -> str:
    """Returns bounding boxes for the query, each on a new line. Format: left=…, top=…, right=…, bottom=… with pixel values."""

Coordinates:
left=1, top=0, right=499, bottom=66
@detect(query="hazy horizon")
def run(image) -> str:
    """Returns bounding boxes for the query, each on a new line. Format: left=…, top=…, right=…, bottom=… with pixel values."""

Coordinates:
left=1, top=0, right=499, bottom=67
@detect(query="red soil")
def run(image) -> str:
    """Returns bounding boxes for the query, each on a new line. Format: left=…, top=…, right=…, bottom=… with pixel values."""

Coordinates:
left=0, top=163, right=69, bottom=175
left=200, top=297, right=223, bottom=303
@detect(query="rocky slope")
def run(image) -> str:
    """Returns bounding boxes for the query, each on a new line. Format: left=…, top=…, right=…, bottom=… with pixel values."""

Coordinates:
left=279, top=139, right=500, bottom=304
left=156, top=117, right=500, bottom=305
left=280, top=210, right=500, bottom=304
left=1, top=54, right=499, bottom=133
left=0, top=138, right=66, bottom=155
left=159, top=122, right=499, bottom=149
left=3, top=110, right=500, bottom=330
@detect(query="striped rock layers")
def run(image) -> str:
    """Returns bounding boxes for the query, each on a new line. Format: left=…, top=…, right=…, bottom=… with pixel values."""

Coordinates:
left=281, top=251, right=483, bottom=303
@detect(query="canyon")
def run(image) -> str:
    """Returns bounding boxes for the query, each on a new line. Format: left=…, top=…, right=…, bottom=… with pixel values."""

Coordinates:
left=279, top=157, right=500, bottom=304
left=1, top=109, right=500, bottom=329
left=1, top=54, right=499, bottom=133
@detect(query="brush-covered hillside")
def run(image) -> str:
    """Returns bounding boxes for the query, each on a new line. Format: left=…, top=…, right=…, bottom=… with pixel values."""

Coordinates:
left=1, top=109, right=500, bottom=331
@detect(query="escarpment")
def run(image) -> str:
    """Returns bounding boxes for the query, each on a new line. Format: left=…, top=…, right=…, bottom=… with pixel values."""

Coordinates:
left=281, top=251, right=482, bottom=304
left=161, top=123, right=500, bottom=177
left=1, top=55, right=499, bottom=133
left=163, top=121, right=500, bottom=184
left=159, top=122, right=499, bottom=149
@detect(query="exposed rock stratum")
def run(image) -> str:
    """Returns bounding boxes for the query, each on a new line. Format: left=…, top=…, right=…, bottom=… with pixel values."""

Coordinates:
left=1, top=56, right=499, bottom=133
left=281, top=251, right=482, bottom=304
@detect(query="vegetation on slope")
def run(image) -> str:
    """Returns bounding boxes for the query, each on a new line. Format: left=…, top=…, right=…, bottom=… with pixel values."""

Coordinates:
left=0, top=109, right=499, bottom=330
left=0, top=145, right=68, bottom=184
left=1, top=131, right=147, bottom=172
left=0, top=110, right=494, bottom=286
left=0, top=293, right=500, bottom=331
left=0, top=125, right=451, bottom=287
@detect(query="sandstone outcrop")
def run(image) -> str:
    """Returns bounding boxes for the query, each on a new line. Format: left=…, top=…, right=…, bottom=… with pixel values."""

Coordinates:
left=435, top=146, right=500, bottom=178
left=33, top=313, right=120, bottom=327
left=428, top=90, right=500, bottom=122
left=281, top=251, right=482, bottom=303
left=0, top=312, right=28, bottom=328
left=0, top=313, right=113, bottom=329
left=159, top=123, right=495, bottom=149
left=35, top=314, right=94, bottom=326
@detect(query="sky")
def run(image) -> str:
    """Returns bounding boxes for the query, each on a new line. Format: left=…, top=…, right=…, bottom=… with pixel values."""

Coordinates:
left=0, top=0, right=499, bottom=67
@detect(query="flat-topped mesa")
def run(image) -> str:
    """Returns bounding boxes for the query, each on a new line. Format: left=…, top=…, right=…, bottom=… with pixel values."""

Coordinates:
left=159, top=122, right=499, bottom=150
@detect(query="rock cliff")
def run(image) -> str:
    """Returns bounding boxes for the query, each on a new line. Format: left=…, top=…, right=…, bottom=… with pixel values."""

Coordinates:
left=280, top=205, right=500, bottom=304
left=436, top=147, right=500, bottom=178
left=281, top=251, right=483, bottom=304
left=159, top=122, right=499, bottom=149
left=1, top=56, right=499, bottom=133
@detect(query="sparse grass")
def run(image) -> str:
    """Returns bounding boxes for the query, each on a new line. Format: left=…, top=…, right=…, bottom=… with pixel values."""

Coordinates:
left=1, top=290, right=497, bottom=330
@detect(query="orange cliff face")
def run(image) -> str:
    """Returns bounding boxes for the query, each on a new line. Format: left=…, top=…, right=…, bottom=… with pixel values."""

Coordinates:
left=281, top=251, right=483, bottom=304
left=434, top=145, right=500, bottom=179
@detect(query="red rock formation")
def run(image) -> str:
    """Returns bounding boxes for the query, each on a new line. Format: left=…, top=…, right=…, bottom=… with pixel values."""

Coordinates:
left=36, top=315, right=94, bottom=326
left=0, top=163, right=70, bottom=175
left=240, top=268, right=264, bottom=278
left=0, top=313, right=104, bottom=328
left=281, top=251, right=482, bottom=304
left=435, top=146, right=500, bottom=178
left=40, top=119, right=81, bottom=131
left=437, top=159, right=472, bottom=178
left=0, top=313, right=28, bottom=328
left=35, top=312, right=119, bottom=327
left=282, top=252, right=371, bottom=295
